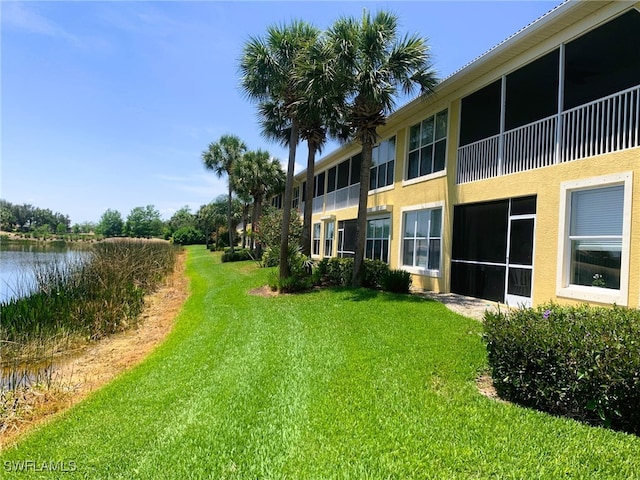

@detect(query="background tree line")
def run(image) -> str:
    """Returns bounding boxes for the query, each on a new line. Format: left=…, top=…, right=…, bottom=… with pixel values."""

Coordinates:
left=0, top=200, right=71, bottom=235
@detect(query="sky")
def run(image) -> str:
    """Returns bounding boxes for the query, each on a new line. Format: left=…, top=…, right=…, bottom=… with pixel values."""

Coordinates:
left=1, top=0, right=559, bottom=225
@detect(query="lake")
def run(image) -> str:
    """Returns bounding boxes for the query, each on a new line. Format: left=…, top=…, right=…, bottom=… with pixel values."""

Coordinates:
left=0, top=241, right=88, bottom=303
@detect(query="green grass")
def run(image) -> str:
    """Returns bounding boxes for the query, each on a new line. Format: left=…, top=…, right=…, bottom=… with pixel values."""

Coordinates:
left=1, top=246, right=639, bottom=478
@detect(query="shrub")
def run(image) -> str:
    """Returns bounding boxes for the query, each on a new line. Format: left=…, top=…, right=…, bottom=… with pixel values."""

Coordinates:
left=380, top=269, right=412, bottom=293
left=363, top=259, right=389, bottom=289
left=255, top=207, right=302, bottom=266
left=324, top=257, right=353, bottom=286
left=484, top=302, right=640, bottom=435
left=267, top=244, right=315, bottom=293
left=314, top=258, right=388, bottom=289
left=172, top=226, right=205, bottom=245
left=221, top=248, right=253, bottom=263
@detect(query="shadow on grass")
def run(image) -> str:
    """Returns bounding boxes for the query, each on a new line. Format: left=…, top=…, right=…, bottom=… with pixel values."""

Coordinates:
left=335, top=286, right=437, bottom=303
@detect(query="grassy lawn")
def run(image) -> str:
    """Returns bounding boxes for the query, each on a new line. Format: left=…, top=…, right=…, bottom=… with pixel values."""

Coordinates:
left=2, top=246, right=639, bottom=478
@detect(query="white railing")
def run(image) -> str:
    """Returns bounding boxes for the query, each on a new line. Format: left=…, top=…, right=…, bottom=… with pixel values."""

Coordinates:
left=456, top=85, right=640, bottom=184
left=561, top=85, right=640, bottom=163
left=324, top=184, right=360, bottom=212
left=456, top=135, right=499, bottom=184
left=504, top=116, right=557, bottom=174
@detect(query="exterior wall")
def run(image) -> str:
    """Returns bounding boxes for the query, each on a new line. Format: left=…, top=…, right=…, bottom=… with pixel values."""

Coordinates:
left=451, top=148, right=638, bottom=308
left=298, top=1, right=639, bottom=308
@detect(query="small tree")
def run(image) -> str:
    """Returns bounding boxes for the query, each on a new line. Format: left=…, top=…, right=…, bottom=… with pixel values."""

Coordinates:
left=96, top=209, right=124, bottom=237
left=125, top=205, right=163, bottom=238
left=256, top=206, right=303, bottom=267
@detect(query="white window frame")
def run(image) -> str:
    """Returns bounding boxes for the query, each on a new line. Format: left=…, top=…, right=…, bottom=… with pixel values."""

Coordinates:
left=323, top=220, right=335, bottom=258
left=399, top=201, right=445, bottom=277
left=365, top=216, right=391, bottom=263
left=403, top=109, right=449, bottom=186
left=556, top=172, right=633, bottom=305
left=369, top=136, right=396, bottom=193
left=312, top=222, right=321, bottom=258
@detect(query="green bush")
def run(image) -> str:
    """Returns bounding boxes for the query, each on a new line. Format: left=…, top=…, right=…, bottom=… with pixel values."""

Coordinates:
left=221, top=248, right=253, bottom=263
left=172, top=226, right=205, bottom=245
left=380, top=269, right=412, bottom=293
left=363, top=259, right=389, bottom=289
left=484, top=302, right=640, bottom=435
left=324, top=257, right=353, bottom=286
left=267, top=244, right=315, bottom=293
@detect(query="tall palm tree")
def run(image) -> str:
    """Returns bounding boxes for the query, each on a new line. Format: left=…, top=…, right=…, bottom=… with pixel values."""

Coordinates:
left=240, top=20, right=320, bottom=280
left=233, top=149, right=286, bottom=255
left=201, top=134, right=247, bottom=254
left=256, top=36, right=349, bottom=256
left=328, top=11, right=438, bottom=286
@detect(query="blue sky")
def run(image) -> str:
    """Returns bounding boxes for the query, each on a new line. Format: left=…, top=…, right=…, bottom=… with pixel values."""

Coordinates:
left=1, top=1, right=558, bottom=224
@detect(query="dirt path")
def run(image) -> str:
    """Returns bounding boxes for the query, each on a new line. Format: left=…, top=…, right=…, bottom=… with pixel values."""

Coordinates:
left=0, top=251, right=190, bottom=449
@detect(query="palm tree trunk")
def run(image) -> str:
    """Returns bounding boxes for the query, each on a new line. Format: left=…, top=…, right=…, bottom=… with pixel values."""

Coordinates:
left=301, top=140, right=317, bottom=257
left=253, top=195, right=264, bottom=257
left=279, top=119, right=299, bottom=281
left=227, top=181, right=234, bottom=254
left=352, top=139, right=373, bottom=287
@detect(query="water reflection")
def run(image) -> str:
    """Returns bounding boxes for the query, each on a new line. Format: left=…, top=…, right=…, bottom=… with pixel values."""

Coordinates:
left=0, top=241, right=88, bottom=302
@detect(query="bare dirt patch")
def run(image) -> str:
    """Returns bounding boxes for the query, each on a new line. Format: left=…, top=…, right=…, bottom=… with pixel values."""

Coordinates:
left=476, top=373, right=508, bottom=403
left=248, top=285, right=279, bottom=298
left=0, top=251, right=189, bottom=449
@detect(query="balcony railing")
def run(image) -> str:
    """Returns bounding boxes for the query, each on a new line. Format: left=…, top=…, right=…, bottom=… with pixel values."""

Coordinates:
left=456, top=85, right=640, bottom=184
left=324, top=184, right=360, bottom=212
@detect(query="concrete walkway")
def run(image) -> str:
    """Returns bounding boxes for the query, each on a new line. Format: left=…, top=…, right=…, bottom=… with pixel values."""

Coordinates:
left=412, top=290, right=503, bottom=321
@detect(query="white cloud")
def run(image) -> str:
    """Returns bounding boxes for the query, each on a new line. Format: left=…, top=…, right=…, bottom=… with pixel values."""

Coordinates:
left=156, top=172, right=227, bottom=203
left=3, top=2, right=83, bottom=48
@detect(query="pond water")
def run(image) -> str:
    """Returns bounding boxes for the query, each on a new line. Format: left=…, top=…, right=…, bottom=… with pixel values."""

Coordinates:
left=0, top=241, right=88, bottom=303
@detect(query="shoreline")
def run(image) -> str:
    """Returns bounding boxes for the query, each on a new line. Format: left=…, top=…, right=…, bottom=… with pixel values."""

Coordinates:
left=0, top=250, right=189, bottom=449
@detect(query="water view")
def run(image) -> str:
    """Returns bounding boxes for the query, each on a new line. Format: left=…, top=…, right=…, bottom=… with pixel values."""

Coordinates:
left=0, top=241, right=88, bottom=303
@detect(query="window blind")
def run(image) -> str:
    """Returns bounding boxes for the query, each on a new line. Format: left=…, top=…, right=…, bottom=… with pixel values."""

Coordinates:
left=570, top=185, right=623, bottom=236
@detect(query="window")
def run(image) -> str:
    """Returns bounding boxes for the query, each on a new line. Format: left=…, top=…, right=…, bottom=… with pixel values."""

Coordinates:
left=271, top=194, right=283, bottom=209
left=365, top=217, right=390, bottom=263
left=370, top=137, right=395, bottom=190
left=324, top=221, right=334, bottom=258
left=557, top=172, right=632, bottom=305
left=402, top=207, right=442, bottom=272
left=312, top=223, right=321, bottom=256
left=326, top=154, right=361, bottom=211
left=407, top=110, right=448, bottom=180
left=564, top=10, right=640, bottom=110
left=313, top=172, right=325, bottom=198
left=569, top=186, right=623, bottom=290
left=292, top=186, right=300, bottom=210
left=460, top=82, right=501, bottom=146
left=337, top=220, right=357, bottom=258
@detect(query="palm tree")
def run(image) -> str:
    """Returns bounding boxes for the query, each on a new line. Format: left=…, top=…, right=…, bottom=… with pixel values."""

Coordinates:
left=328, top=11, right=438, bottom=286
left=233, top=149, right=285, bottom=255
left=256, top=36, right=349, bottom=257
left=201, top=134, right=247, bottom=254
left=240, top=20, right=320, bottom=280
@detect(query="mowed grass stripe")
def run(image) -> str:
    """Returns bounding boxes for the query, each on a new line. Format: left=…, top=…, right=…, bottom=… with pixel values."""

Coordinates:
left=1, top=246, right=639, bottom=479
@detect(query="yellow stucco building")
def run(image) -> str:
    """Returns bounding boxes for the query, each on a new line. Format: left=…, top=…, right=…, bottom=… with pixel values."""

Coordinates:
left=287, top=1, right=640, bottom=308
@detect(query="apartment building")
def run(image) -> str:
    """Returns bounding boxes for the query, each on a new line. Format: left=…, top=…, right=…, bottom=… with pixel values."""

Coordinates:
left=288, top=0, right=639, bottom=308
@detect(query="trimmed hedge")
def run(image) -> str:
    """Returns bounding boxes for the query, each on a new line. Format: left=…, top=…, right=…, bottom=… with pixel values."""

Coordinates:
left=172, top=226, right=205, bottom=245
left=484, top=302, right=640, bottom=434
left=380, top=269, right=412, bottom=294
left=221, top=248, right=253, bottom=263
